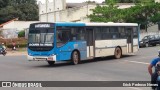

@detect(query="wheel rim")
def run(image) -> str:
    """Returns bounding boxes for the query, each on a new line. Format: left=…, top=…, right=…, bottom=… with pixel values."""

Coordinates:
left=115, top=48, right=121, bottom=58
left=146, top=43, right=148, bottom=47
left=73, top=52, right=79, bottom=64
left=116, top=49, right=120, bottom=57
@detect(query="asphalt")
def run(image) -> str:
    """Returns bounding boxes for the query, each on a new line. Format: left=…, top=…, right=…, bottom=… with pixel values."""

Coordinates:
left=0, top=46, right=159, bottom=90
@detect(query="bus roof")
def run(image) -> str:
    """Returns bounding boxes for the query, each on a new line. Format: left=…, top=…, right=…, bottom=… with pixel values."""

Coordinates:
left=85, top=22, right=138, bottom=27
left=56, top=22, right=85, bottom=26
left=55, top=22, right=138, bottom=27
left=30, top=22, right=138, bottom=27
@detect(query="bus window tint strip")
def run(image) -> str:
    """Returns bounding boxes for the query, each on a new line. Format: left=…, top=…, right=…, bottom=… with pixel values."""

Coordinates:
left=57, top=26, right=85, bottom=47
left=29, top=29, right=54, bottom=33
left=95, top=26, right=138, bottom=40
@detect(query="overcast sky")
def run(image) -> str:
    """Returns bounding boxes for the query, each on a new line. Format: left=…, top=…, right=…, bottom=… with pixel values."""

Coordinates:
left=37, top=0, right=105, bottom=3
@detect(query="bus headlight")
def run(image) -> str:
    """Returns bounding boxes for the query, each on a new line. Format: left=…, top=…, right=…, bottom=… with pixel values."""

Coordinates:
left=47, top=57, right=53, bottom=61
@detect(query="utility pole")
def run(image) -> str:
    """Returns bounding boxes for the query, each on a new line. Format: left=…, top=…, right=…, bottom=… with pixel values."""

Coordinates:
left=46, top=0, right=48, bottom=22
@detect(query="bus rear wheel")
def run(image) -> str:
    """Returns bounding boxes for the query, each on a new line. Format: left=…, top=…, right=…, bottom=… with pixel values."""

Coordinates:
left=71, top=51, right=80, bottom=65
left=47, top=61, right=55, bottom=66
left=114, top=47, right=122, bottom=59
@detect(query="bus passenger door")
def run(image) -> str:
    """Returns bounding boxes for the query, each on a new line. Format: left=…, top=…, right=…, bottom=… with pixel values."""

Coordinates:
left=126, top=27, right=133, bottom=53
left=86, top=28, right=94, bottom=58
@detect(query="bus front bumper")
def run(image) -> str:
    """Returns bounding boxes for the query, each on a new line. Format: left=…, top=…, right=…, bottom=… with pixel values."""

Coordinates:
left=27, top=55, right=56, bottom=61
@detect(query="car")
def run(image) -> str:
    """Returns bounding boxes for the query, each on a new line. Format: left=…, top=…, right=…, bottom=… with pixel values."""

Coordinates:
left=139, top=35, right=160, bottom=48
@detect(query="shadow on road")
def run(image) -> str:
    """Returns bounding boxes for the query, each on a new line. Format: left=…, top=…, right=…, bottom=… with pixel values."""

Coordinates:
left=33, top=55, right=137, bottom=68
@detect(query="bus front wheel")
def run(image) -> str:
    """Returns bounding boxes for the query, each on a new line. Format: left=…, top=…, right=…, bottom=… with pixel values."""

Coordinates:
left=47, top=61, right=55, bottom=66
left=71, top=51, right=80, bottom=65
left=114, top=47, right=122, bottom=59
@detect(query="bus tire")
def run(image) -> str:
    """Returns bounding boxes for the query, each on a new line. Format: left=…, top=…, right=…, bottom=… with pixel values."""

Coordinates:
left=47, top=61, right=55, bottom=66
left=71, top=51, right=80, bottom=65
left=114, top=47, right=122, bottom=59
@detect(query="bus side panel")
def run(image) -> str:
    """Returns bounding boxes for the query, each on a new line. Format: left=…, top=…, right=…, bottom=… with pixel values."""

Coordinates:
left=95, top=39, right=127, bottom=57
left=28, top=48, right=55, bottom=56
left=133, top=38, right=139, bottom=52
left=56, top=41, right=87, bottom=61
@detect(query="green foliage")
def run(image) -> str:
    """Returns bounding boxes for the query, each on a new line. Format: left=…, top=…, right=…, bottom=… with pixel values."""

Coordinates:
left=89, top=0, right=121, bottom=22
left=89, top=1, right=160, bottom=31
left=151, top=13, right=160, bottom=23
left=0, top=0, right=38, bottom=24
left=109, top=0, right=154, bottom=3
left=89, top=1, right=160, bottom=24
left=84, top=1, right=96, bottom=3
left=18, top=30, right=25, bottom=37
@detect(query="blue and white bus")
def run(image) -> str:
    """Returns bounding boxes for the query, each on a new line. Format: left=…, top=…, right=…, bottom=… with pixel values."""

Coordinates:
left=27, top=22, right=139, bottom=65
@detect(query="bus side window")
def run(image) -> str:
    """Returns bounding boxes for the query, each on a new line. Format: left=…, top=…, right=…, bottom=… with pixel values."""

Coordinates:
left=95, top=28, right=102, bottom=40
left=57, top=30, right=71, bottom=47
left=71, top=28, right=77, bottom=40
left=133, top=27, right=138, bottom=38
left=102, top=27, right=111, bottom=39
left=119, top=27, right=126, bottom=39
left=110, top=27, right=119, bottom=39
left=57, top=31, right=62, bottom=42
left=70, top=27, right=85, bottom=41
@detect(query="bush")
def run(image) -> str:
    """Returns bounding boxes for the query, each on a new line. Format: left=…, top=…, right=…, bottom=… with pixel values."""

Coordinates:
left=6, top=43, right=27, bottom=48
left=18, top=30, right=25, bottom=37
left=18, top=43, right=27, bottom=48
left=0, top=38, right=27, bottom=48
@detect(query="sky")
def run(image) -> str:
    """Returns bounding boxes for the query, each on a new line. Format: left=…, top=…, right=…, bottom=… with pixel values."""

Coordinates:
left=37, top=0, right=105, bottom=3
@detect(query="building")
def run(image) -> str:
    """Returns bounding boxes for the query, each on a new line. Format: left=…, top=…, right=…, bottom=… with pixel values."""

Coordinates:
left=0, top=18, right=39, bottom=39
left=39, top=0, right=135, bottom=22
left=39, top=0, right=66, bottom=22
left=39, top=0, right=160, bottom=23
left=155, top=0, right=160, bottom=3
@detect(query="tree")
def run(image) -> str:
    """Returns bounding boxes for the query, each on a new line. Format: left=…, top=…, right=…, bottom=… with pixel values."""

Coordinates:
left=89, top=0, right=160, bottom=32
left=0, top=0, right=38, bottom=24
left=123, top=2, right=160, bottom=31
left=0, top=0, right=10, bottom=8
left=89, top=0, right=123, bottom=22
left=114, top=0, right=154, bottom=3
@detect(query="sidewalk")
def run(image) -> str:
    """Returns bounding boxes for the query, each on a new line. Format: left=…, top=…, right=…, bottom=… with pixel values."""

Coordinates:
left=7, top=51, right=27, bottom=56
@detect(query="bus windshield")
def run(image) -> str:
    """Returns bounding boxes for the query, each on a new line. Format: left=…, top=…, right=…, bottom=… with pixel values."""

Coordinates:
left=28, top=33, right=54, bottom=44
left=28, top=29, right=54, bottom=47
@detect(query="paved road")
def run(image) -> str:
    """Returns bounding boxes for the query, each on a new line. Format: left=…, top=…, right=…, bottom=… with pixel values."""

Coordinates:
left=0, top=46, right=159, bottom=90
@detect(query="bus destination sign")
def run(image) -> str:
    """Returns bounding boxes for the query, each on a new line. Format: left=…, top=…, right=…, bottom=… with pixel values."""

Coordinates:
left=29, top=43, right=53, bottom=47
left=35, top=24, right=51, bottom=28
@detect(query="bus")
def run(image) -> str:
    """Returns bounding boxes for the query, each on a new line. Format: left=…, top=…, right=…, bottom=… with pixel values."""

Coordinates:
left=27, top=22, right=139, bottom=65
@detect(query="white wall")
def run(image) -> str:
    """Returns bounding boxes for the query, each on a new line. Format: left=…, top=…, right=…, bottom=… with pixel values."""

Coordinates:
left=1, top=21, right=39, bottom=39
left=3, top=21, right=15, bottom=29
left=155, top=0, right=160, bottom=3
left=3, top=21, right=39, bottom=31
left=39, top=0, right=66, bottom=22
left=39, top=2, right=135, bottom=22
left=140, top=32, right=160, bottom=41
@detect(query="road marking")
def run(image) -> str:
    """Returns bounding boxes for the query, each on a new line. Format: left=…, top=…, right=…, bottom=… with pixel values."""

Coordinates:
left=127, top=87, right=143, bottom=90
left=124, top=60, right=149, bottom=65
